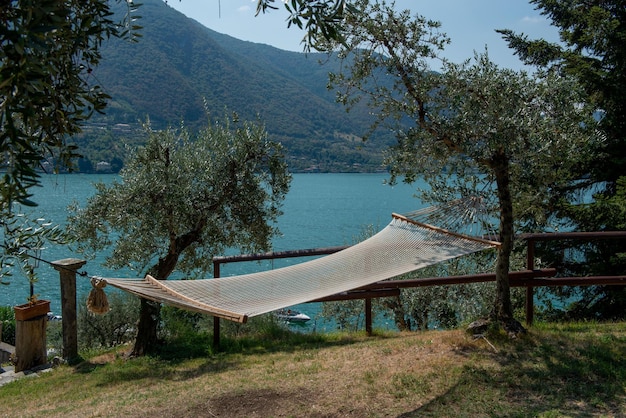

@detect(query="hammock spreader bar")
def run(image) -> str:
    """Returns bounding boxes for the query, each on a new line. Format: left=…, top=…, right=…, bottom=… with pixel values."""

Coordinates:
left=391, top=213, right=501, bottom=248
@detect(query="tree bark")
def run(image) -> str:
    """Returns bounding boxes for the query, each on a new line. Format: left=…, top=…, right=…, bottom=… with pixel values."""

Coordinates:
left=381, top=296, right=411, bottom=331
left=130, top=233, right=190, bottom=356
left=130, top=246, right=178, bottom=356
left=130, top=298, right=161, bottom=357
left=129, top=176, right=220, bottom=356
left=491, top=150, right=517, bottom=327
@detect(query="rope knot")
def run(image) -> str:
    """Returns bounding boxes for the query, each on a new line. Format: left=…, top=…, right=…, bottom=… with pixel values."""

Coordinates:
left=87, top=276, right=110, bottom=315
left=90, top=277, right=107, bottom=289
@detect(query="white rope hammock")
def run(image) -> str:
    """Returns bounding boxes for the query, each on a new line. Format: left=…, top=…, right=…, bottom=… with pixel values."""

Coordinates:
left=98, top=199, right=500, bottom=323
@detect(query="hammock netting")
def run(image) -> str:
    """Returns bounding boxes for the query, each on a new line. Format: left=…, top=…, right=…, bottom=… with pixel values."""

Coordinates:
left=100, top=199, right=499, bottom=323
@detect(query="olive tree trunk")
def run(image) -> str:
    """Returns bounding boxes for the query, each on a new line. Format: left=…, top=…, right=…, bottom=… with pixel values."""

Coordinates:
left=492, top=150, right=524, bottom=334
left=494, top=164, right=513, bottom=317
left=130, top=247, right=182, bottom=357
left=131, top=299, right=161, bottom=357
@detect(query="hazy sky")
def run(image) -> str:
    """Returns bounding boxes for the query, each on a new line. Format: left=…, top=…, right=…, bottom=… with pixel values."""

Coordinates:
left=167, top=0, right=560, bottom=71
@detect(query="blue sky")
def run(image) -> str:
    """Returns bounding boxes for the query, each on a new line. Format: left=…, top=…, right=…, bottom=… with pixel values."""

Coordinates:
left=167, top=0, right=560, bottom=71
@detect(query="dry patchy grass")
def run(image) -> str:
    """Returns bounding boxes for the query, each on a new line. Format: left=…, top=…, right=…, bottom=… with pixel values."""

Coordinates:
left=1, top=323, right=625, bottom=417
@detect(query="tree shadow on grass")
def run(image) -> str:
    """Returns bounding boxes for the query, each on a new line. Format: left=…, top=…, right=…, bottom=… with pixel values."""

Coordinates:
left=398, top=323, right=626, bottom=417
left=73, top=326, right=392, bottom=387
left=73, top=349, right=241, bottom=387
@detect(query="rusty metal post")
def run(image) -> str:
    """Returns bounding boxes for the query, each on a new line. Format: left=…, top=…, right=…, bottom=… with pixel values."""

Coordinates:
left=52, top=258, right=86, bottom=361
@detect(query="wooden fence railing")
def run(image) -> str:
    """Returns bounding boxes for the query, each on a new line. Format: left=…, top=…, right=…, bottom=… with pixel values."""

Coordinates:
left=519, top=231, right=626, bottom=325
left=50, top=232, right=625, bottom=355
left=212, top=231, right=626, bottom=347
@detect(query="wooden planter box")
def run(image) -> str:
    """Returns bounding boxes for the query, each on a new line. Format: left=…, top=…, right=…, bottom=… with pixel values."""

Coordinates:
left=14, top=300, right=50, bottom=321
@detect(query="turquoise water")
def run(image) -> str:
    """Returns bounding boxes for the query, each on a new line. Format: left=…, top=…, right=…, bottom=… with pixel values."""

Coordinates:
left=2, top=173, right=424, bottom=329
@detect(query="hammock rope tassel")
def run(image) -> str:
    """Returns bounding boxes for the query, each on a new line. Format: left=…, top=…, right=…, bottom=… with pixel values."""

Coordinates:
left=87, top=277, right=110, bottom=314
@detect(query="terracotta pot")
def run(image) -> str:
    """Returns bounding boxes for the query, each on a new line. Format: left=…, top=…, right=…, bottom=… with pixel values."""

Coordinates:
left=14, top=300, right=50, bottom=321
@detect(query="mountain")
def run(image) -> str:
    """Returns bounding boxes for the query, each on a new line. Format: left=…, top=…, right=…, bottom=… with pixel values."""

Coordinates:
left=75, top=0, right=391, bottom=172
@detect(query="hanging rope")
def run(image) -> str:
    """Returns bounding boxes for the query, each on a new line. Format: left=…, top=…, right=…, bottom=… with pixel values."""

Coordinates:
left=17, top=250, right=106, bottom=313
left=17, top=251, right=89, bottom=277
left=87, top=277, right=110, bottom=314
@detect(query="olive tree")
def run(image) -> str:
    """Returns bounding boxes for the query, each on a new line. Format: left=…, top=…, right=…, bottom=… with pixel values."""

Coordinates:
left=67, top=114, right=291, bottom=356
left=322, top=0, right=599, bottom=334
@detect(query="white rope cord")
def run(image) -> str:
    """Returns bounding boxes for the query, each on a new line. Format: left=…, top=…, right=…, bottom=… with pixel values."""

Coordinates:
left=103, top=200, right=499, bottom=323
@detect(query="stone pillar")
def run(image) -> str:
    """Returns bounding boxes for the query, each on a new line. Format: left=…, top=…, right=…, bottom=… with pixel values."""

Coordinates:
left=52, top=258, right=86, bottom=362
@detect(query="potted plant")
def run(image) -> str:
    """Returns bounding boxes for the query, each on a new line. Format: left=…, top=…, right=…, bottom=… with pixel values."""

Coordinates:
left=1, top=212, right=66, bottom=320
left=13, top=298, right=51, bottom=321
left=12, top=246, right=52, bottom=321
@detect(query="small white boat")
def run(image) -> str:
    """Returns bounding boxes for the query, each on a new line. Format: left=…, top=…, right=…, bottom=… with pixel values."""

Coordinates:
left=47, top=312, right=62, bottom=321
left=275, top=308, right=311, bottom=323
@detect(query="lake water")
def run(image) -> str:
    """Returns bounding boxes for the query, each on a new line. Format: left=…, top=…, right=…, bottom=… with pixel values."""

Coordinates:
left=2, top=173, right=424, bottom=329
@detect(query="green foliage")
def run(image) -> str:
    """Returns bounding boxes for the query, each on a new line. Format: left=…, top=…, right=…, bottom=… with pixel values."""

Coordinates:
left=0, top=212, right=68, bottom=291
left=0, top=0, right=139, bottom=299
left=46, top=320, right=63, bottom=356
left=423, top=58, right=598, bottom=230
left=321, top=299, right=366, bottom=331
left=498, top=1, right=625, bottom=194
left=217, top=314, right=323, bottom=354
left=67, top=112, right=291, bottom=355
left=379, top=253, right=527, bottom=331
left=159, top=306, right=207, bottom=342
left=71, top=128, right=146, bottom=173
left=320, top=0, right=599, bottom=326
left=157, top=308, right=316, bottom=357
left=77, top=0, right=393, bottom=174
left=257, top=0, right=354, bottom=51
left=0, top=0, right=140, bottom=208
left=0, top=306, right=16, bottom=346
left=319, top=232, right=517, bottom=332
left=549, top=181, right=626, bottom=321
left=532, top=181, right=626, bottom=321
left=500, top=1, right=626, bottom=319
left=77, top=292, right=140, bottom=349
left=67, top=112, right=291, bottom=279
left=499, top=0, right=625, bottom=217
left=322, top=0, right=599, bottom=225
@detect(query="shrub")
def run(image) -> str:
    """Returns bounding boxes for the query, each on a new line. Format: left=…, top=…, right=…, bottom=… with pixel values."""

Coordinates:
left=0, top=306, right=15, bottom=346
left=77, top=291, right=140, bottom=349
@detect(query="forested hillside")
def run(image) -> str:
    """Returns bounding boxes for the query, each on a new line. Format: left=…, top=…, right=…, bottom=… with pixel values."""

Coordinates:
left=73, top=0, right=390, bottom=173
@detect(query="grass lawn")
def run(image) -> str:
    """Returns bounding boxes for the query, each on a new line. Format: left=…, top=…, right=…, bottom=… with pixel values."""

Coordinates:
left=1, top=321, right=624, bottom=417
